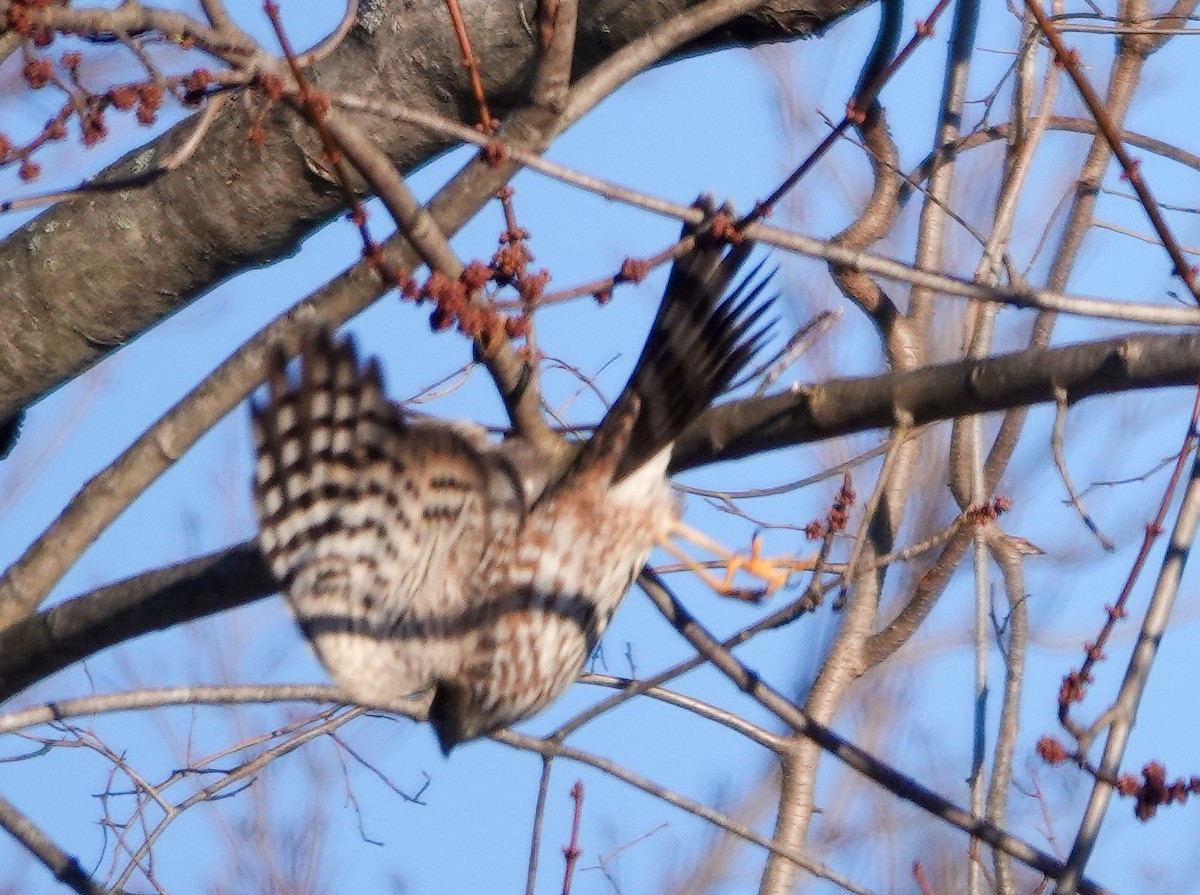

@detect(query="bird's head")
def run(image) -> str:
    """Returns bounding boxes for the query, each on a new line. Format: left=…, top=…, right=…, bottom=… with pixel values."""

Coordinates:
left=427, top=679, right=492, bottom=754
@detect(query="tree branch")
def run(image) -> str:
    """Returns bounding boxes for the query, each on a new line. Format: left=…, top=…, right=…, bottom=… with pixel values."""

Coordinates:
left=0, top=0, right=855, bottom=422
left=670, top=330, right=1200, bottom=470
left=2, top=329, right=1198, bottom=702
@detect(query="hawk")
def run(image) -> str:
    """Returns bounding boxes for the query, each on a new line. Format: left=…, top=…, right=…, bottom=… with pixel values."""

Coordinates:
left=252, top=218, right=773, bottom=752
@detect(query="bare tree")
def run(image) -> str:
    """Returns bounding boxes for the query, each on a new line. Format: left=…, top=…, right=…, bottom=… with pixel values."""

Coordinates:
left=1, top=0, right=1199, bottom=893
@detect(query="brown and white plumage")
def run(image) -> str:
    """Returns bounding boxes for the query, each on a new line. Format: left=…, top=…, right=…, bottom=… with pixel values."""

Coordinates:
left=252, top=221, right=772, bottom=752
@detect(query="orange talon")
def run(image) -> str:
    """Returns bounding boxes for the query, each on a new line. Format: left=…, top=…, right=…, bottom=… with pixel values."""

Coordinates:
left=665, top=524, right=816, bottom=601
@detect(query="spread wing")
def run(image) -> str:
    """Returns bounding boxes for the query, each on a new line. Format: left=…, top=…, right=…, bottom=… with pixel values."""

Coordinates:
left=571, top=203, right=774, bottom=486
left=251, top=330, right=523, bottom=639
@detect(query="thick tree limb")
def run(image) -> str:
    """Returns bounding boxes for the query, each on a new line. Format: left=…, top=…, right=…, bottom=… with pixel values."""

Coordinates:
left=2, top=329, right=1197, bottom=704
left=0, top=0, right=857, bottom=423
left=670, top=329, right=1200, bottom=470
left=0, top=542, right=272, bottom=700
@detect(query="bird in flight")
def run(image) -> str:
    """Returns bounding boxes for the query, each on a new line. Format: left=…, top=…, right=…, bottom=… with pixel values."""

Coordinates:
left=252, top=210, right=787, bottom=752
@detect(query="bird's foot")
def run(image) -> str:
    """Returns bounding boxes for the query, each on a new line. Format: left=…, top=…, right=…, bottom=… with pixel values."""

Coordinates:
left=665, top=523, right=814, bottom=602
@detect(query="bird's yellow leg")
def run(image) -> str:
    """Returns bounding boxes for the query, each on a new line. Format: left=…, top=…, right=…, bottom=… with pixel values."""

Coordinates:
left=659, top=538, right=753, bottom=598
left=665, top=522, right=816, bottom=601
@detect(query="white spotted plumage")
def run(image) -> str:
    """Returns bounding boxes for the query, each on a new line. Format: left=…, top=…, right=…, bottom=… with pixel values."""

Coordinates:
left=252, top=210, right=773, bottom=752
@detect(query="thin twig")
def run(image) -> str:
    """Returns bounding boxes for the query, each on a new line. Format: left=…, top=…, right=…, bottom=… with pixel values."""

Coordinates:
left=1051, top=388, right=1116, bottom=551
left=495, top=730, right=876, bottom=895
left=560, top=781, right=584, bottom=895
left=525, top=759, right=555, bottom=895
left=1054, top=440, right=1200, bottom=893
left=985, top=529, right=1036, bottom=895
left=1024, top=0, right=1200, bottom=303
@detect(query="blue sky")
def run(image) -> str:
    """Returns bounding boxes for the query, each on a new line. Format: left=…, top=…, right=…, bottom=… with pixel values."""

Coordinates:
left=3, top=2, right=1200, bottom=893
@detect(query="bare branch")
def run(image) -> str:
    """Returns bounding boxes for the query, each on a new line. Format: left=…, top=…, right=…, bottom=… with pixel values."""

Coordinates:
left=0, top=792, right=120, bottom=895
left=4, top=330, right=1200, bottom=702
